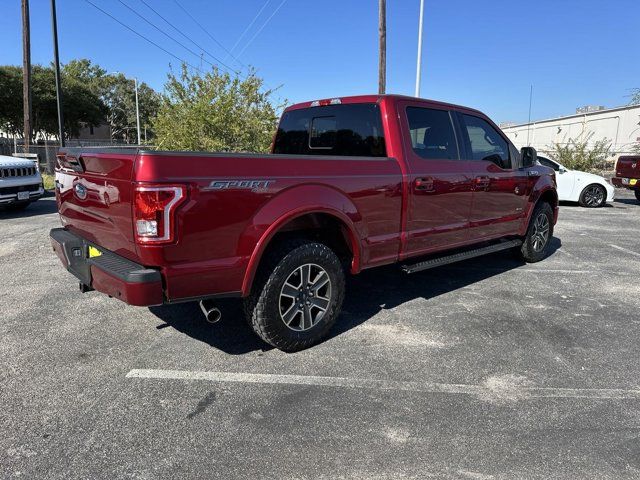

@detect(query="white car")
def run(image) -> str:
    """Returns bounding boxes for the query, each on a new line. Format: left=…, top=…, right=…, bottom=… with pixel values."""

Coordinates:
left=0, top=154, right=45, bottom=211
left=537, top=155, right=615, bottom=208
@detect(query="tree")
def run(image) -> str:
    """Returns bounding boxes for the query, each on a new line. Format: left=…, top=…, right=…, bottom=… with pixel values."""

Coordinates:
left=0, top=64, right=105, bottom=140
left=62, top=59, right=161, bottom=143
left=629, top=88, right=640, bottom=106
left=153, top=64, right=283, bottom=152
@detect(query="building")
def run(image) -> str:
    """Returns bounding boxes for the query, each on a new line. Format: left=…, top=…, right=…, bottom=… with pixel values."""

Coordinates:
left=500, top=104, right=640, bottom=159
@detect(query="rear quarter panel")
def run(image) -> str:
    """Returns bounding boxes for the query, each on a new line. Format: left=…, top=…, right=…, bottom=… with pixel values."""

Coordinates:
left=134, top=152, right=403, bottom=300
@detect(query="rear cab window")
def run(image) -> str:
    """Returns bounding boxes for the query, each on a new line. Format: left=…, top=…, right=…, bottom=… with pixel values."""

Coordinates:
left=273, top=103, right=387, bottom=157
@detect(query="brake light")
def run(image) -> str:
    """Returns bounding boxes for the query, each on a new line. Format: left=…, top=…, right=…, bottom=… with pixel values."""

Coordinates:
left=133, top=185, right=186, bottom=244
left=310, top=98, right=342, bottom=107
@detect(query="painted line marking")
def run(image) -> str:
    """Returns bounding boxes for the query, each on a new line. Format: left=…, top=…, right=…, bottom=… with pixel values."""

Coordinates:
left=609, top=244, right=640, bottom=258
left=126, top=369, right=640, bottom=400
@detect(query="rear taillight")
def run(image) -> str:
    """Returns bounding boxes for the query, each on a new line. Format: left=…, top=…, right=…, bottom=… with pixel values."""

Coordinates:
left=133, top=185, right=186, bottom=244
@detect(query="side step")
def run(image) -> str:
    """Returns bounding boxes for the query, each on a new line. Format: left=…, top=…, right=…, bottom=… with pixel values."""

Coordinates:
left=401, top=239, right=523, bottom=274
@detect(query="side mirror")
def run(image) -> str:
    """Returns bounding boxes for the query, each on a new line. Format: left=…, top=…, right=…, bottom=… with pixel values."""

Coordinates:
left=520, top=146, right=537, bottom=168
left=558, top=166, right=567, bottom=174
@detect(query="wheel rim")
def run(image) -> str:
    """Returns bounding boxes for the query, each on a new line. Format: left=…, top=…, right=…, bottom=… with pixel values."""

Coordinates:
left=279, top=263, right=332, bottom=332
left=531, top=213, right=550, bottom=252
left=584, top=185, right=604, bottom=207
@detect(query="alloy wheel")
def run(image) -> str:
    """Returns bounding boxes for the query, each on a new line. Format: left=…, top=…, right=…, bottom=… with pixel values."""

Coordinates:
left=279, top=263, right=332, bottom=331
left=583, top=185, right=605, bottom=207
left=531, top=213, right=550, bottom=252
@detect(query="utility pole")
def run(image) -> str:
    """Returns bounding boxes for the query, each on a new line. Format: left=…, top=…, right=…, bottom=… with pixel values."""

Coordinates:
left=378, top=0, right=386, bottom=94
left=21, top=0, right=32, bottom=151
left=414, top=0, right=425, bottom=97
left=51, top=0, right=65, bottom=147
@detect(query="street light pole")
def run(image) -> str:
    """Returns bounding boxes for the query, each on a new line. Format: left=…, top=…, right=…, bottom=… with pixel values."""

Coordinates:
left=414, top=0, right=425, bottom=98
left=50, top=0, right=65, bottom=147
left=107, top=72, right=141, bottom=145
left=134, top=78, right=141, bottom=145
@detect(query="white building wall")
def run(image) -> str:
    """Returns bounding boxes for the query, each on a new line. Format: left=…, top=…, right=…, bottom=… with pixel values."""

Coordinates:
left=501, top=104, right=640, bottom=158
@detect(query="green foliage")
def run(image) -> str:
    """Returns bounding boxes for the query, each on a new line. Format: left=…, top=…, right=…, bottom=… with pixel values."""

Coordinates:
left=63, top=60, right=160, bottom=143
left=0, top=63, right=106, bottom=140
left=153, top=64, right=284, bottom=152
left=547, top=132, right=612, bottom=172
left=41, top=173, right=55, bottom=190
left=629, top=88, right=640, bottom=106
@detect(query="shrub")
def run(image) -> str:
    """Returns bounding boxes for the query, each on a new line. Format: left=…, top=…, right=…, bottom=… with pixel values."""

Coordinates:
left=546, top=132, right=612, bottom=172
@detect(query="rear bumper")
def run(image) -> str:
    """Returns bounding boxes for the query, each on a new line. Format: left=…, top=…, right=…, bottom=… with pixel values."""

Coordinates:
left=611, top=177, right=639, bottom=189
left=49, top=228, right=164, bottom=306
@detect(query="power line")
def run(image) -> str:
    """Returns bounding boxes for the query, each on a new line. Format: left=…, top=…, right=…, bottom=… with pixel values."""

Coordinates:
left=225, top=0, right=271, bottom=61
left=172, top=0, right=248, bottom=70
left=137, top=0, right=248, bottom=73
left=115, top=0, right=239, bottom=75
left=84, top=0, right=204, bottom=74
left=236, top=0, right=288, bottom=58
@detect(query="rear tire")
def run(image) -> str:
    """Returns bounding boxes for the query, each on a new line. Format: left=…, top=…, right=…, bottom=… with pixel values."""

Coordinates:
left=244, top=240, right=345, bottom=352
left=634, top=189, right=640, bottom=203
left=579, top=184, right=606, bottom=208
left=515, top=202, right=554, bottom=263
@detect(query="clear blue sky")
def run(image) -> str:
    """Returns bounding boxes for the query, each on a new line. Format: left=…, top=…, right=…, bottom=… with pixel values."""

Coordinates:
left=1, top=0, right=638, bottom=123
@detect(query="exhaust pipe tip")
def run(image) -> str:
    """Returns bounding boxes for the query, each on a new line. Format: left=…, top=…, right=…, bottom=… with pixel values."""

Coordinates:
left=199, top=300, right=222, bottom=324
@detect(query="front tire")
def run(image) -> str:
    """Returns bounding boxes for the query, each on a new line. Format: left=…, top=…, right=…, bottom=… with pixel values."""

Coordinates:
left=516, top=202, right=554, bottom=263
left=244, top=240, right=345, bottom=352
left=579, top=184, right=606, bottom=208
left=634, top=189, right=640, bottom=203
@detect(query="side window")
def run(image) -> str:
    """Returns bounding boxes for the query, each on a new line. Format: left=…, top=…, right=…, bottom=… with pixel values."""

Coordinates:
left=537, top=156, right=559, bottom=171
left=461, top=114, right=511, bottom=169
left=406, top=107, right=459, bottom=160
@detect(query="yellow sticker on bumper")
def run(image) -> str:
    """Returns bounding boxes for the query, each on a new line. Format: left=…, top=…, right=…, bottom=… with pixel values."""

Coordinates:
left=88, top=246, right=102, bottom=258
left=630, top=179, right=638, bottom=186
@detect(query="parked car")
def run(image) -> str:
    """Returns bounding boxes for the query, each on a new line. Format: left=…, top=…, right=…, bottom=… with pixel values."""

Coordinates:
left=536, top=155, right=614, bottom=207
left=50, top=94, right=558, bottom=351
left=611, top=156, right=640, bottom=202
left=0, top=154, right=45, bottom=210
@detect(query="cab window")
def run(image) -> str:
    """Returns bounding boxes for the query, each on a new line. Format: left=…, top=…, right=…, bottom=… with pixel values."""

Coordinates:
left=273, top=103, right=386, bottom=157
left=406, top=107, right=459, bottom=160
left=461, top=114, right=511, bottom=169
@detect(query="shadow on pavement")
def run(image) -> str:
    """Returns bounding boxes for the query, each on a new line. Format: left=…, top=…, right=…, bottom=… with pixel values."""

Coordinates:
left=149, top=237, right=561, bottom=354
left=0, top=195, right=58, bottom=218
left=613, top=198, right=640, bottom=206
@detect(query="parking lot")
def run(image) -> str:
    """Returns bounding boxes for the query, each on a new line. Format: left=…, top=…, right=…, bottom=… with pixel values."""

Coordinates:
left=1, top=190, right=639, bottom=479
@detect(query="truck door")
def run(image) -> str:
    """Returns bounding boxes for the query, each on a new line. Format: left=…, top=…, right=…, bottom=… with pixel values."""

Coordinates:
left=398, top=102, right=475, bottom=257
left=457, top=112, right=530, bottom=240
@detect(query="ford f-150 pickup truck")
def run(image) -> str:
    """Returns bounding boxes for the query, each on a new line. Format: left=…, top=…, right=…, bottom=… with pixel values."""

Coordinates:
left=611, top=156, right=640, bottom=202
left=50, top=94, right=558, bottom=351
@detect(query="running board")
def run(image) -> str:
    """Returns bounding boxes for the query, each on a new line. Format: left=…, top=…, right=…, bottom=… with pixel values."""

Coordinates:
left=401, top=239, right=523, bottom=274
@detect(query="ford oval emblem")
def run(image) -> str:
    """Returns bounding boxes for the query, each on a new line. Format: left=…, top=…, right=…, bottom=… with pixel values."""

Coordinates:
left=74, top=183, right=88, bottom=200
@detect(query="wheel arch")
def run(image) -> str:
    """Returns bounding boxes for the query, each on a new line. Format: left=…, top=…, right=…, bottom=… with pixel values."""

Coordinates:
left=240, top=186, right=363, bottom=296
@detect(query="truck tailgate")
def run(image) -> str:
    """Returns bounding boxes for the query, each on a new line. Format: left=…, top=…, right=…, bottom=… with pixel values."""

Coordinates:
left=56, top=149, right=139, bottom=261
left=616, top=156, right=640, bottom=178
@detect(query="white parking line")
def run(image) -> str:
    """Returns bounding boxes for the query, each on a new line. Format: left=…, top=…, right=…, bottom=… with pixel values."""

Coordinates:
left=126, top=369, right=640, bottom=400
left=609, top=244, right=640, bottom=258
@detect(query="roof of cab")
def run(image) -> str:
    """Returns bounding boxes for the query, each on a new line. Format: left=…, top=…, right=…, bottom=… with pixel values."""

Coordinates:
left=284, top=94, right=484, bottom=116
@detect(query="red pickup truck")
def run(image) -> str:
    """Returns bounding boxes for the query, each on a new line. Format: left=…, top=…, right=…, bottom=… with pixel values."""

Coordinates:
left=51, top=94, right=558, bottom=351
left=611, top=156, right=640, bottom=202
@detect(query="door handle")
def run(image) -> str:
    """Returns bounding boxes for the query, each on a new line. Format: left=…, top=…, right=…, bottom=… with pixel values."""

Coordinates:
left=415, top=177, right=435, bottom=192
left=475, top=176, right=490, bottom=190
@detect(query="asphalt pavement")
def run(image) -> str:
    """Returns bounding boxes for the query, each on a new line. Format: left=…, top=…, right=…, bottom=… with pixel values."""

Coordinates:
left=1, top=190, right=639, bottom=479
